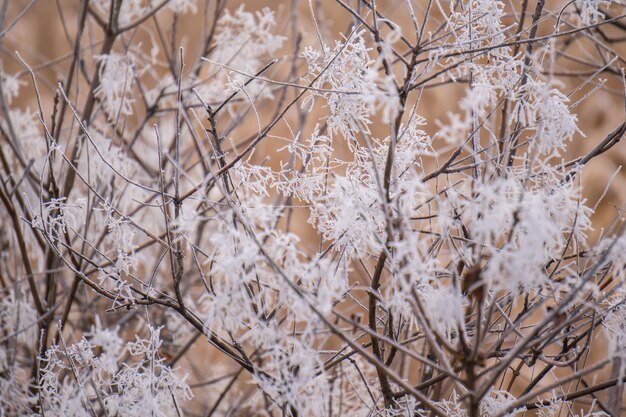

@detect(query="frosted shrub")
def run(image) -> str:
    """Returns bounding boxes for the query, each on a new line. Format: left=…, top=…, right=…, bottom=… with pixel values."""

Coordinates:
left=2, top=1, right=626, bottom=416
left=38, top=325, right=191, bottom=416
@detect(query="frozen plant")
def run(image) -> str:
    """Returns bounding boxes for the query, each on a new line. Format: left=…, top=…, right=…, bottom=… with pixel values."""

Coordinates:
left=1, top=1, right=626, bottom=417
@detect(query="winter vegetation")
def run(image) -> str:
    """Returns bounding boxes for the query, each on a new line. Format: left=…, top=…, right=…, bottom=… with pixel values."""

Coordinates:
left=2, top=0, right=626, bottom=416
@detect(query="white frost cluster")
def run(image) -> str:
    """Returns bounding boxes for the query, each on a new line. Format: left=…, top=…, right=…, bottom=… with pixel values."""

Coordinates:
left=199, top=6, right=286, bottom=103
left=0, top=70, right=25, bottom=104
left=459, top=175, right=592, bottom=292
left=516, top=79, right=581, bottom=157
left=578, top=0, right=611, bottom=25
left=167, top=0, right=198, bottom=14
left=302, top=30, right=400, bottom=138
left=39, top=324, right=192, bottom=417
left=94, top=53, right=136, bottom=118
